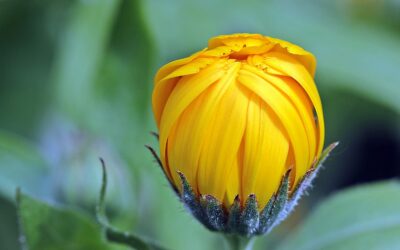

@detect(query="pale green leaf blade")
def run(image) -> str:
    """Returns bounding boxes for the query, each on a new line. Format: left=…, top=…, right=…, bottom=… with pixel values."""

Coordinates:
left=54, top=0, right=121, bottom=117
left=144, top=1, right=400, bottom=112
left=17, top=190, right=113, bottom=250
left=0, top=131, right=49, bottom=200
left=276, top=181, right=400, bottom=250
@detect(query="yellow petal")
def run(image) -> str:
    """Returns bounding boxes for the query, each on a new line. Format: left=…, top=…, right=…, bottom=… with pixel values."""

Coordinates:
left=202, top=46, right=233, bottom=57
left=267, top=37, right=317, bottom=76
left=162, top=57, right=215, bottom=81
left=159, top=60, right=226, bottom=172
left=208, top=33, right=266, bottom=49
left=237, top=69, right=310, bottom=186
left=262, top=52, right=325, bottom=156
left=242, top=93, right=289, bottom=207
left=166, top=91, right=207, bottom=191
left=154, top=49, right=206, bottom=82
left=153, top=57, right=217, bottom=126
left=208, top=34, right=274, bottom=59
left=223, top=138, right=244, bottom=207
left=242, top=64, right=317, bottom=167
left=152, top=77, right=179, bottom=127
left=197, top=72, right=249, bottom=202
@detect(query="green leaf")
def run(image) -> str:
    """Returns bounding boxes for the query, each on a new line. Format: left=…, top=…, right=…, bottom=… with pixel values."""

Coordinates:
left=0, top=195, right=19, bottom=250
left=54, top=0, right=121, bottom=117
left=144, top=1, right=400, bottom=112
left=0, top=131, right=49, bottom=200
left=276, top=181, right=400, bottom=250
left=97, top=159, right=168, bottom=250
left=17, top=189, right=113, bottom=250
left=53, top=0, right=155, bottom=170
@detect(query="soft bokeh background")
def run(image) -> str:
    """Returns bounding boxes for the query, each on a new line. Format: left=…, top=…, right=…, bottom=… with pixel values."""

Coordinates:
left=0, top=0, right=399, bottom=249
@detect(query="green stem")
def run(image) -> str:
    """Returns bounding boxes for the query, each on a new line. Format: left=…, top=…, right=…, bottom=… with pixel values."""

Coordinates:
left=97, top=159, right=168, bottom=250
left=223, top=235, right=256, bottom=250
left=105, top=227, right=167, bottom=250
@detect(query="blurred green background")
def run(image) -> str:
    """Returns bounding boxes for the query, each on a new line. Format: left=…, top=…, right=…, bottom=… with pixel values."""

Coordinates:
left=0, top=0, right=399, bottom=249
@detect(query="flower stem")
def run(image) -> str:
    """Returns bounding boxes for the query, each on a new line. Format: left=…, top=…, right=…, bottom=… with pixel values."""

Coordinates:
left=223, top=235, right=256, bottom=250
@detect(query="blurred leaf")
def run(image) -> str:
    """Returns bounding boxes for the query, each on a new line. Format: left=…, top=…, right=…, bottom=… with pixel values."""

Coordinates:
left=92, top=0, right=155, bottom=165
left=17, top=189, right=114, bottom=250
left=276, top=181, right=400, bottom=250
left=144, top=0, right=400, bottom=112
left=0, top=131, right=50, bottom=200
left=0, top=195, right=19, bottom=250
left=98, top=0, right=154, bottom=121
left=53, top=0, right=154, bottom=167
left=54, top=0, right=121, bottom=118
left=0, top=0, right=62, bottom=136
left=97, top=159, right=168, bottom=250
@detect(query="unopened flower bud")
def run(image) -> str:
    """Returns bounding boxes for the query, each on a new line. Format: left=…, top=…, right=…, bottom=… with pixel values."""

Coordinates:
left=150, top=33, right=336, bottom=236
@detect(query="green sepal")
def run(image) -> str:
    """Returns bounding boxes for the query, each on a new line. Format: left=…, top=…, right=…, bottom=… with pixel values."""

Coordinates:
left=150, top=142, right=338, bottom=237
left=257, top=194, right=275, bottom=234
left=150, top=131, right=159, bottom=141
left=261, top=169, right=291, bottom=234
left=145, top=145, right=179, bottom=195
left=227, top=195, right=241, bottom=233
left=97, top=159, right=168, bottom=250
left=238, top=194, right=259, bottom=236
left=146, top=133, right=179, bottom=195
left=288, top=142, right=339, bottom=213
left=315, top=142, right=339, bottom=167
left=268, top=169, right=291, bottom=229
left=199, top=195, right=227, bottom=231
left=177, top=172, right=211, bottom=229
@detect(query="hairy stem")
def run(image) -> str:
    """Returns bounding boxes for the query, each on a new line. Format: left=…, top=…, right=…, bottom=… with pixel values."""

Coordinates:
left=223, top=235, right=256, bottom=250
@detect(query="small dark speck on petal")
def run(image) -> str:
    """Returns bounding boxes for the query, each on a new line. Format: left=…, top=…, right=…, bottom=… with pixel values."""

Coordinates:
left=312, top=108, right=318, bottom=125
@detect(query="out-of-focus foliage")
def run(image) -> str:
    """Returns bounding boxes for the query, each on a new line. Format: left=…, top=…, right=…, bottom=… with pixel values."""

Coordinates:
left=17, top=190, right=115, bottom=250
left=277, top=181, right=400, bottom=250
left=0, top=131, right=50, bottom=200
left=0, top=0, right=399, bottom=249
left=0, top=196, right=19, bottom=250
left=145, top=0, right=400, bottom=112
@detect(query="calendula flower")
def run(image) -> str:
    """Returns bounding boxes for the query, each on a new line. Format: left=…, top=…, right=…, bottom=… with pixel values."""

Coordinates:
left=149, top=33, right=337, bottom=237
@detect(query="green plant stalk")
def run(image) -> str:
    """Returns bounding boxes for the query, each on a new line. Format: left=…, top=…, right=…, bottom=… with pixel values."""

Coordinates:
left=97, top=158, right=168, bottom=250
left=224, top=235, right=256, bottom=250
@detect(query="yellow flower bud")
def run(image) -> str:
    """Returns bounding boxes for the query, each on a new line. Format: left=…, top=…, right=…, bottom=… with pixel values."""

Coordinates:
left=151, top=33, right=331, bottom=235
